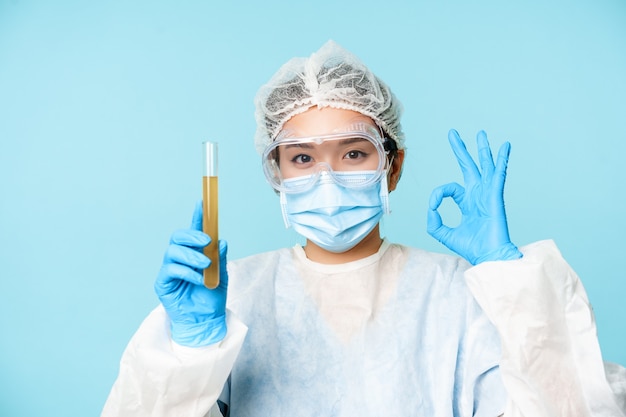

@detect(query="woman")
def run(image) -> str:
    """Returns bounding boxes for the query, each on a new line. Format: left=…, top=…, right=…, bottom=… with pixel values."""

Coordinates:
left=102, top=41, right=625, bottom=417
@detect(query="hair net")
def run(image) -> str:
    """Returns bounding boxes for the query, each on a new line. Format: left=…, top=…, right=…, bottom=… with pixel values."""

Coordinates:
left=253, top=40, right=405, bottom=155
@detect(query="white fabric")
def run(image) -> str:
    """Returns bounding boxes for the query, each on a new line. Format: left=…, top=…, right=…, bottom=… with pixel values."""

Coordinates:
left=222, top=240, right=506, bottom=416
left=102, top=240, right=626, bottom=416
left=465, top=240, right=626, bottom=417
left=605, top=362, right=626, bottom=412
left=101, top=306, right=247, bottom=417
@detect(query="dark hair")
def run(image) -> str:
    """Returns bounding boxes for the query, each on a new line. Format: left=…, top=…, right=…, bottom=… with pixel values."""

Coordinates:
left=383, top=137, right=399, bottom=161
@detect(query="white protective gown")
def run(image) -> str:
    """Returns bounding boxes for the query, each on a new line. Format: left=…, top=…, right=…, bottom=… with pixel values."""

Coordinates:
left=102, top=240, right=625, bottom=417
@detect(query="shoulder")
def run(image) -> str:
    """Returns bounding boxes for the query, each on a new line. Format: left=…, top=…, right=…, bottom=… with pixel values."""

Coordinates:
left=387, top=242, right=477, bottom=305
left=228, top=247, right=292, bottom=272
left=226, top=247, right=294, bottom=299
left=391, top=243, right=470, bottom=279
left=226, top=247, right=299, bottom=323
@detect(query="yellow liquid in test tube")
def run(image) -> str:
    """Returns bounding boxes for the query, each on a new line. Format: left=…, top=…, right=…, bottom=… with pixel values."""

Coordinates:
left=202, top=142, right=219, bottom=289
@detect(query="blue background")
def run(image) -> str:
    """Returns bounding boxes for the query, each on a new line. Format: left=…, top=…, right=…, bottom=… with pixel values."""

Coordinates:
left=1, top=0, right=625, bottom=415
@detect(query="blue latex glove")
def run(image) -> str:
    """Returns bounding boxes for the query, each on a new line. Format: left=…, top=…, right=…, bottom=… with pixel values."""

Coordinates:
left=427, top=129, right=522, bottom=265
left=154, top=201, right=229, bottom=347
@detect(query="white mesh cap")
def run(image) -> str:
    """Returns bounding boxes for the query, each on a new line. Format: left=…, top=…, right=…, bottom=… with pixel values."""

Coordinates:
left=254, top=40, right=405, bottom=154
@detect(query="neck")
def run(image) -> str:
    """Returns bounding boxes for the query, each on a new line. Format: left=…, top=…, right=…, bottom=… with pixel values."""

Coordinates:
left=303, top=226, right=383, bottom=264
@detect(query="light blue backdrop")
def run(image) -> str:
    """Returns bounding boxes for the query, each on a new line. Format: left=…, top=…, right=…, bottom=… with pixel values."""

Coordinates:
left=1, top=0, right=624, bottom=415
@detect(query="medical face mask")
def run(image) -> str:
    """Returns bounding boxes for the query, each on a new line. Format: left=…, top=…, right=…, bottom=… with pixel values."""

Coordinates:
left=279, top=171, right=390, bottom=253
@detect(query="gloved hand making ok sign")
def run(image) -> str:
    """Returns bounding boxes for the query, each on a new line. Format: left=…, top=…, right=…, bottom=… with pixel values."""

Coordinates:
left=154, top=201, right=229, bottom=347
left=427, top=129, right=523, bottom=265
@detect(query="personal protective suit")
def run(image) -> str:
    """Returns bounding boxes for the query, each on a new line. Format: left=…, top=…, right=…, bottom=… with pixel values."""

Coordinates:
left=102, top=239, right=626, bottom=417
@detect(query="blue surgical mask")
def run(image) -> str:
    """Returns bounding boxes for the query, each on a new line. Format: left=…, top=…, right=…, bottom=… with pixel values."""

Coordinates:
left=280, top=171, right=390, bottom=253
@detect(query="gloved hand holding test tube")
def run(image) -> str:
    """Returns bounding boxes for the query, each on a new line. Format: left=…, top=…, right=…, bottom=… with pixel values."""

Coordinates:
left=202, top=141, right=219, bottom=289
left=153, top=144, right=228, bottom=347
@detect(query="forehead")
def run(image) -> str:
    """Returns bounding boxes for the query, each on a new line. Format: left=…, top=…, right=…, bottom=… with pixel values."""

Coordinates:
left=281, top=106, right=378, bottom=137
left=280, top=135, right=378, bottom=153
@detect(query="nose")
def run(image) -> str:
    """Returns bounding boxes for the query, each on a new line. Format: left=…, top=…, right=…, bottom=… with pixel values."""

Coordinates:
left=314, top=163, right=333, bottom=174
left=314, top=168, right=341, bottom=186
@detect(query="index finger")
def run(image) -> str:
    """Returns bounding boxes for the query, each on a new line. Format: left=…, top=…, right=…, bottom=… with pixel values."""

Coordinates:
left=448, top=129, right=480, bottom=184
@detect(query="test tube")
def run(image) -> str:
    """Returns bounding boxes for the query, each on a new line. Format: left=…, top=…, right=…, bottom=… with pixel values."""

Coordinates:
left=202, top=141, right=219, bottom=289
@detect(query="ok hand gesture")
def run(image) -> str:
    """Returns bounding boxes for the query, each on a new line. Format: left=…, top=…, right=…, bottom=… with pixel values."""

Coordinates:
left=427, top=129, right=522, bottom=265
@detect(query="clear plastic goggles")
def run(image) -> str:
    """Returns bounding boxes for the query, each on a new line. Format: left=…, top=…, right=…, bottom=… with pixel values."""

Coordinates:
left=262, top=124, right=388, bottom=193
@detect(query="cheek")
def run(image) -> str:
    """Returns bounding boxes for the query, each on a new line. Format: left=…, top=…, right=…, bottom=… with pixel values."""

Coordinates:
left=278, top=160, right=295, bottom=179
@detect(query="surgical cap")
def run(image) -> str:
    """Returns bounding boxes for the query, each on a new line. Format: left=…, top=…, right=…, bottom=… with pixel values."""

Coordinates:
left=253, top=40, right=405, bottom=154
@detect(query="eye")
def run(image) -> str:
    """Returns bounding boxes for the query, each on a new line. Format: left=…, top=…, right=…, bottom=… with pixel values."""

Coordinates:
left=291, top=154, right=313, bottom=165
left=345, top=150, right=368, bottom=160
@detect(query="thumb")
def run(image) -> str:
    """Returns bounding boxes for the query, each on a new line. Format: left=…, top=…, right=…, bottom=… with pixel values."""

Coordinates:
left=191, top=201, right=203, bottom=231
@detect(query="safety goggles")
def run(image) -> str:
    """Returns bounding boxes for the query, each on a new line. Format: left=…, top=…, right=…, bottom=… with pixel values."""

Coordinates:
left=262, top=123, right=389, bottom=194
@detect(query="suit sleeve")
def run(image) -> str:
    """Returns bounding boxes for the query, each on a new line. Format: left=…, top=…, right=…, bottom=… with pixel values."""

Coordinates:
left=465, top=240, right=625, bottom=417
left=101, top=305, right=247, bottom=417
